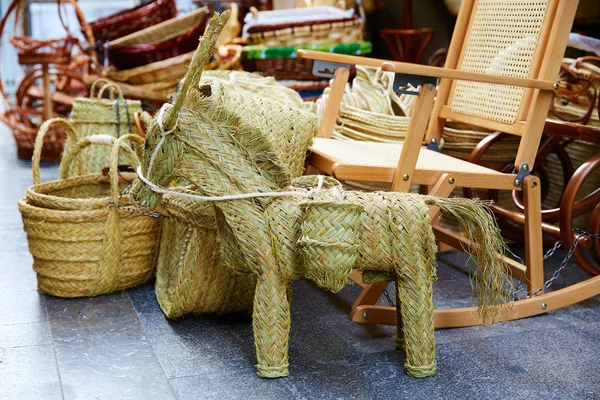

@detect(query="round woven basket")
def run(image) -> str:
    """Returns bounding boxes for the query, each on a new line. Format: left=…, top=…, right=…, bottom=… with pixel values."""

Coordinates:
left=19, top=127, right=161, bottom=298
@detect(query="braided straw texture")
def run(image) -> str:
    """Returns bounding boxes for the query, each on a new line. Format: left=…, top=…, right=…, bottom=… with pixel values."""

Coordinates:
left=19, top=134, right=160, bottom=298
left=450, top=0, right=549, bottom=124
left=247, top=18, right=363, bottom=47
left=132, top=11, right=511, bottom=379
left=68, top=81, right=142, bottom=174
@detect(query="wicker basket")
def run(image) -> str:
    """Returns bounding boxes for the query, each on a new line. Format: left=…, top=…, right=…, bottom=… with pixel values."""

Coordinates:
left=105, top=52, right=194, bottom=85
left=86, top=0, right=178, bottom=43
left=107, top=8, right=210, bottom=70
left=9, top=35, right=78, bottom=66
left=243, top=6, right=363, bottom=47
left=1, top=106, right=65, bottom=161
left=19, top=127, right=161, bottom=298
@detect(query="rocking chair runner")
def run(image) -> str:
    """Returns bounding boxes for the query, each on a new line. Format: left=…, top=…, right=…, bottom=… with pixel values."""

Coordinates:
left=297, top=0, right=599, bottom=328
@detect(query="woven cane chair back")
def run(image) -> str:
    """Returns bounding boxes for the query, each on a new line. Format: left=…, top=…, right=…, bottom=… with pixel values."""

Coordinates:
left=431, top=0, right=576, bottom=169
left=450, top=0, right=550, bottom=124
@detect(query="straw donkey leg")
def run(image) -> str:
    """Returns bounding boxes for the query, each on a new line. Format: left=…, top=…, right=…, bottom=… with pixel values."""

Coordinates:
left=387, top=195, right=437, bottom=377
left=253, top=265, right=292, bottom=378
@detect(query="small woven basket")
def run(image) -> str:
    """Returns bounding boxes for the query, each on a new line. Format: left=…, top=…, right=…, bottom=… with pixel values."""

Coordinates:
left=108, top=7, right=210, bottom=70
left=19, top=125, right=161, bottom=298
left=86, top=0, right=178, bottom=43
left=67, top=79, right=143, bottom=173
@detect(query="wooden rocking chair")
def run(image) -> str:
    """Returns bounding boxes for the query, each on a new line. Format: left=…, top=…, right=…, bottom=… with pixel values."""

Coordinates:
left=297, top=0, right=600, bottom=328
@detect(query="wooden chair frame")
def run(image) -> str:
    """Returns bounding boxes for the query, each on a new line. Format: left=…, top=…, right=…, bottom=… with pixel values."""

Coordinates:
left=298, top=0, right=600, bottom=328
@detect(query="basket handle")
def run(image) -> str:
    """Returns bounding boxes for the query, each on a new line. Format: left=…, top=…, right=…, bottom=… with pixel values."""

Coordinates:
left=164, top=10, right=231, bottom=131
left=90, top=79, right=124, bottom=100
left=57, top=134, right=139, bottom=182
left=0, top=0, right=25, bottom=100
left=98, top=83, right=124, bottom=101
left=32, top=118, right=80, bottom=185
left=109, top=134, right=145, bottom=202
left=57, top=0, right=98, bottom=67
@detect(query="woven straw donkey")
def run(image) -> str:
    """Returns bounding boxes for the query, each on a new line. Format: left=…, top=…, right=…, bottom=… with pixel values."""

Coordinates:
left=131, top=12, right=512, bottom=379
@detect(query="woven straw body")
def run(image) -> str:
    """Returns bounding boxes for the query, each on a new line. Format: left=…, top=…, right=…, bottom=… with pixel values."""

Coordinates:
left=132, top=11, right=511, bottom=379
left=20, top=131, right=160, bottom=298
left=68, top=81, right=142, bottom=174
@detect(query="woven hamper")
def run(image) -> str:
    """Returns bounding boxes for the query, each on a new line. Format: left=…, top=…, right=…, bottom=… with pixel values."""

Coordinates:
left=19, top=124, right=160, bottom=298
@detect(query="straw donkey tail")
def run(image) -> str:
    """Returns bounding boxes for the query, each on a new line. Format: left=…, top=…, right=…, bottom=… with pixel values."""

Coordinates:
left=423, top=196, right=514, bottom=324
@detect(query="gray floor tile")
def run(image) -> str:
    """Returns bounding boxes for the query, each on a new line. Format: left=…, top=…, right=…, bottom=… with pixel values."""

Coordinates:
left=0, top=345, right=63, bottom=400
left=137, top=311, right=254, bottom=379
left=170, top=374, right=298, bottom=400
left=0, top=320, right=53, bottom=348
left=127, top=282, right=162, bottom=314
left=0, top=253, right=38, bottom=293
left=55, top=331, right=176, bottom=400
left=0, top=291, right=47, bottom=325
left=46, top=291, right=142, bottom=340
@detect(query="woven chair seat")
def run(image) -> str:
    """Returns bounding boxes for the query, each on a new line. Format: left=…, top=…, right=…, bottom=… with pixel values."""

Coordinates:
left=311, top=138, right=506, bottom=176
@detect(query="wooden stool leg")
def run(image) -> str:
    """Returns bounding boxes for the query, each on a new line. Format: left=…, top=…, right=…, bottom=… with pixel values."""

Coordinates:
left=253, top=269, right=291, bottom=378
left=41, top=64, right=52, bottom=121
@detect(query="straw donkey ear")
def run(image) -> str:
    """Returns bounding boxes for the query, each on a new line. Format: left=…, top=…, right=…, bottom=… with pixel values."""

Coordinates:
left=165, top=10, right=232, bottom=131
left=129, top=10, right=231, bottom=211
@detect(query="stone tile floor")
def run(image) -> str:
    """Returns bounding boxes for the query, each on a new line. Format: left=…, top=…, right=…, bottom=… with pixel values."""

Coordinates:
left=0, top=127, right=598, bottom=399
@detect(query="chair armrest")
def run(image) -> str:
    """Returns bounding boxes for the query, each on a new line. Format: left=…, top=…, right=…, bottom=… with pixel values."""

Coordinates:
left=295, top=50, right=556, bottom=91
left=296, top=49, right=388, bottom=68
left=381, top=61, right=555, bottom=90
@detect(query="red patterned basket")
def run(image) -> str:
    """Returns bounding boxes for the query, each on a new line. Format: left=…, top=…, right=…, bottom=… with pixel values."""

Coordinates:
left=108, top=8, right=209, bottom=70
left=86, top=0, right=178, bottom=43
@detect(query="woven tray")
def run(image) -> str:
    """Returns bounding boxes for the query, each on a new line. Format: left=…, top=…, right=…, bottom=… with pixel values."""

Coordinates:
left=87, top=0, right=178, bottom=43
left=243, top=6, right=363, bottom=47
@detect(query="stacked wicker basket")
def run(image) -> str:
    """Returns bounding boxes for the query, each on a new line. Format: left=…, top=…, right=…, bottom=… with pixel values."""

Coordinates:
left=241, top=6, right=371, bottom=99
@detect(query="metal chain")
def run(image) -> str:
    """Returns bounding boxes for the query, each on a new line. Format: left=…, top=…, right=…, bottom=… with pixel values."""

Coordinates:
left=525, top=229, right=600, bottom=298
left=108, top=201, right=167, bottom=219
left=383, top=287, right=395, bottom=307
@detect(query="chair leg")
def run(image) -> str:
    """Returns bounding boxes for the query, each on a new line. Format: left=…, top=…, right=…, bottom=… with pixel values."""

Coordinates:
left=523, top=175, right=544, bottom=291
left=253, top=268, right=291, bottom=378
